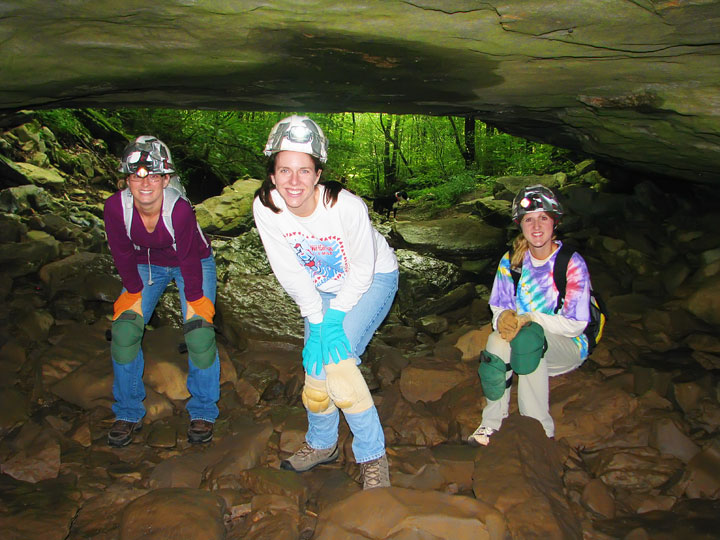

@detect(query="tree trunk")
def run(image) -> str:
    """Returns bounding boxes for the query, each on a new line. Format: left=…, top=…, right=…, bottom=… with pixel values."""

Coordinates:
left=464, top=116, right=476, bottom=166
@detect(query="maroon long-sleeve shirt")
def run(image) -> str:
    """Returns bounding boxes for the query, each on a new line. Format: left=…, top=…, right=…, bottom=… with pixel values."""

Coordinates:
left=103, top=191, right=211, bottom=302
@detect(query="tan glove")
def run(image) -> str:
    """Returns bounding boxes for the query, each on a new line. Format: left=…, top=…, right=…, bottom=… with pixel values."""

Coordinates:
left=113, top=291, right=142, bottom=320
left=497, top=310, right=517, bottom=339
left=503, top=313, right=533, bottom=342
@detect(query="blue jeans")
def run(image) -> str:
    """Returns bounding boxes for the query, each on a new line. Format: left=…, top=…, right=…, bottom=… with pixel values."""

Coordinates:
left=111, top=255, right=220, bottom=423
left=303, top=270, right=398, bottom=463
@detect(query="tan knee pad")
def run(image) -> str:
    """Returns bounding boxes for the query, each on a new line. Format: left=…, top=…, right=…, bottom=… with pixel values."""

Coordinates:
left=324, top=358, right=373, bottom=415
left=301, top=374, right=336, bottom=414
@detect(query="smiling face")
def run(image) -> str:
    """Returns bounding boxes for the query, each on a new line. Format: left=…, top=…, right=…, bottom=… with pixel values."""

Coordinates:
left=127, top=173, right=170, bottom=212
left=520, top=211, right=556, bottom=259
left=270, top=151, right=322, bottom=217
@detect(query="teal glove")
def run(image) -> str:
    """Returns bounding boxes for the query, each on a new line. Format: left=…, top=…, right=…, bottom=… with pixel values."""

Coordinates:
left=321, top=308, right=352, bottom=365
left=302, top=323, right=324, bottom=376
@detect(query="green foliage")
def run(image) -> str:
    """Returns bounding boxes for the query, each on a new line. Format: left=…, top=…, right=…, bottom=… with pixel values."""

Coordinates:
left=479, top=131, right=575, bottom=177
left=112, top=109, right=280, bottom=186
left=409, top=170, right=486, bottom=207
left=35, top=109, right=90, bottom=144
left=48, top=108, right=581, bottom=204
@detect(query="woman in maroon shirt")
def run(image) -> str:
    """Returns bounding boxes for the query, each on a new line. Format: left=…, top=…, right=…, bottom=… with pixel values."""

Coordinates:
left=103, top=136, right=219, bottom=447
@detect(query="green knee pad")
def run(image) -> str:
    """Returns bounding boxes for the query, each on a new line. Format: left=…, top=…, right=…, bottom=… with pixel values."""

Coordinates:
left=510, top=322, right=548, bottom=375
left=184, top=316, right=217, bottom=369
left=478, top=350, right=510, bottom=401
left=111, top=311, right=145, bottom=364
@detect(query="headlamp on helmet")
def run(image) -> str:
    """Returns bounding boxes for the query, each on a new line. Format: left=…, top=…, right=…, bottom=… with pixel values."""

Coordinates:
left=263, top=115, right=328, bottom=163
left=511, top=184, right=563, bottom=224
left=120, top=136, right=175, bottom=176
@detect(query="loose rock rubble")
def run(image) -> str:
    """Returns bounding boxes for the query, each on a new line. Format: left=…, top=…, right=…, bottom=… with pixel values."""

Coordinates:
left=0, top=118, right=718, bottom=538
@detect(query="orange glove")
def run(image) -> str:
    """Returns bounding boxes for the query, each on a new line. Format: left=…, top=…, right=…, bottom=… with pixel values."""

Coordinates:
left=113, top=291, right=143, bottom=320
left=186, top=296, right=215, bottom=323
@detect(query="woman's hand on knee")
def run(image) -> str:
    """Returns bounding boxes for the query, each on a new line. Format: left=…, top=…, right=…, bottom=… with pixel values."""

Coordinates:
left=186, top=296, right=215, bottom=323
left=113, top=291, right=143, bottom=320
left=302, top=323, right=324, bottom=376
left=320, top=309, right=352, bottom=364
left=497, top=310, right=518, bottom=340
left=499, top=311, right=533, bottom=342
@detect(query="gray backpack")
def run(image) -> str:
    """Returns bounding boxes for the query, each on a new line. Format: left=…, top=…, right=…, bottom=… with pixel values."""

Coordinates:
left=120, top=180, right=208, bottom=251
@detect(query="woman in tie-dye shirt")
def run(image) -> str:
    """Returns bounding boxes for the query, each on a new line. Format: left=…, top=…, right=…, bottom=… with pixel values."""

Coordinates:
left=468, top=185, right=591, bottom=446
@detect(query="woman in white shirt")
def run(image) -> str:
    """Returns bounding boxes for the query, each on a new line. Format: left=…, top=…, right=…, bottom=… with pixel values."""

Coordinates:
left=253, top=115, right=398, bottom=489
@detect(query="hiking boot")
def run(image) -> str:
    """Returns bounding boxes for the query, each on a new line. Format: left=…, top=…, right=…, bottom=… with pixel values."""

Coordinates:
left=467, top=425, right=495, bottom=447
left=107, top=420, right=142, bottom=447
left=187, top=419, right=214, bottom=444
left=361, top=454, right=390, bottom=489
left=280, top=442, right=339, bottom=472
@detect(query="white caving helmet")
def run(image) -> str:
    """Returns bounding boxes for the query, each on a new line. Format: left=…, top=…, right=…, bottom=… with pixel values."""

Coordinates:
left=119, top=135, right=175, bottom=177
left=511, top=184, right=564, bottom=224
left=263, top=115, right=328, bottom=163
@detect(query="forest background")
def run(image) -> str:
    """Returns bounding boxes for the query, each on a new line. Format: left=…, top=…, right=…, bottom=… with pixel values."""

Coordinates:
left=37, top=109, right=579, bottom=205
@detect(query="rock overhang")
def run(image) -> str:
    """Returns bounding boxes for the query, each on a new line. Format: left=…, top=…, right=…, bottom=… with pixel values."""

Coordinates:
left=1, top=1, right=718, bottom=182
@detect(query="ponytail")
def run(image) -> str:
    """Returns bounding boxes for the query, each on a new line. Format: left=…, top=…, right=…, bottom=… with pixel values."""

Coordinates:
left=510, top=234, right=528, bottom=271
left=321, top=180, right=342, bottom=208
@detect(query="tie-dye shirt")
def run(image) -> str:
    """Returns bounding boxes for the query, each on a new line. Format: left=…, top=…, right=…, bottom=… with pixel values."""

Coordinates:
left=489, top=241, right=592, bottom=358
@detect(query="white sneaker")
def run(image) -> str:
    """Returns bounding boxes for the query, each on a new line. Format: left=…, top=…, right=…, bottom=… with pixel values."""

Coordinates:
left=468, top=425, right=495, bottom=446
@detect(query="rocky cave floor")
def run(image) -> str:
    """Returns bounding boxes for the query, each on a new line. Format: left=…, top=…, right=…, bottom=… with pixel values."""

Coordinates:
left=1, top=120, right=720, bottom=539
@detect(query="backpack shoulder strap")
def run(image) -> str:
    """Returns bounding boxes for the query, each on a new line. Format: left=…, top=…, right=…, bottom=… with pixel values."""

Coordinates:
left=508, top=247, right=521, bottom=296
left=161, top=186, right=210, bottom=251
left=552, top=246, right=573, bottom=313
left=120, top=188, right=138, bottom=248
left=162, top=187, right=183, bottom=250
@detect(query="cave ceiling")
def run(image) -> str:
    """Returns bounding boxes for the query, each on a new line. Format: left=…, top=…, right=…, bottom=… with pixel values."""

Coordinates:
left=1, top=1, right=719, bottom=182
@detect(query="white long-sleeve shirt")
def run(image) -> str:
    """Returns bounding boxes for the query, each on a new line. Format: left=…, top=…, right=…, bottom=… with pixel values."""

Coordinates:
left=253, top=185, right=398, bottom=324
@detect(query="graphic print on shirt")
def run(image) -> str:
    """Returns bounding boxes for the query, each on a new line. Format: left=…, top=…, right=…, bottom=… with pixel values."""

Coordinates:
left=284, top=232, right=347, bottom=286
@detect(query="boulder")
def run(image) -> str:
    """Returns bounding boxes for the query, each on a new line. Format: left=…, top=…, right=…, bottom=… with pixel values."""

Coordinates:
left=3, top=3, right=719, bottom=183
left=119, top=488, right=226, bottom=540
left=315, top=486, right=506, bottom=540
left=38, top=252, right=118, bottom=300
left=0, top=475, right=81, bottom=540
left=678, top=438, right=720, bottom=499
left=398, top=357, right=472, bottom=404
left=0, top=424, right=61, bottom=483
left=472, top=415, right=581, bottom=539
left=218, top=274, right=303, bottom=344
left=686, top=278, right=720, bottom=326
left=586, top=446, right=683, bottom=492
left=194, top=178, right=261, bottom=235
left=394, top=217, right=505, bottom=259
left=0, top=231, right=60, bottom=277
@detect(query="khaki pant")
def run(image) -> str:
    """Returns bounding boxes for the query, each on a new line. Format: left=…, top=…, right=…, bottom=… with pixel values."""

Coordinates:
left=480, top=330, right=583, bottom=437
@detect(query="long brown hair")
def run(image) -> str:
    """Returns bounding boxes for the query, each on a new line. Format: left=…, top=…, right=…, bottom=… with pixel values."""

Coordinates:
left=254, top=153, right=342, bottom=213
